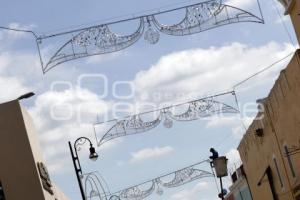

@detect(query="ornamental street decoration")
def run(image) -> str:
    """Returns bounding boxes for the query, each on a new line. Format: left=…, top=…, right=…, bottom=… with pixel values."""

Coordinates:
left=82, top=159, right=213, bottom=200
left=94, top=91, right=239, bottom=147
left=37, top=162, right=54, bottom=195
left=35, top=0, right=264, bottom=73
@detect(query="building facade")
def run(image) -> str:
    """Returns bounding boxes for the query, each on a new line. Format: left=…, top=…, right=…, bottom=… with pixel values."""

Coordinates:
left=237, top=1, right=300, bottom=200
left=225, top=165, right=253, bottom=200
left=238, top=50, right=300, bottom=200
left=0, top=100, right=69, bottom=200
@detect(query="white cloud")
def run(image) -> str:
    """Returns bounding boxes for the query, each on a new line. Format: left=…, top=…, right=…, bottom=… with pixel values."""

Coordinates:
left=0, top=23, right=35, bottom=46
left=0, top=52, right=12, bottom=72
left=225, top=0, right=254, bottom=8
left=206, top=116, right=253, bottom=139
left=0, top=51, right=37, bottom=103
left=170, top=182, right=211, bottom=200
left=86, top=51, right=123, bottom=64
left=30, top=87, right=110, bottom=129
left=0, top=51, right=40, bottom=77
left=231, top=119, right=252, bottom=138
left=133, top=42, right=294, bottom=103
left=206, top=116, right=241, bottom=128
left=28, top=87, right=113, bottom=173
left=0, top=76, right=32, bottom=103
left=275, top=14, right=290, bottom=24
left=39, top=122, right=120, bottom=173
left=130, top=146, right=174, bottom=163
left=39, top=123, right=95, bottom=173
left=226, top=149, right=242, bottom=171
left=0, top=33, right=118, bottom=173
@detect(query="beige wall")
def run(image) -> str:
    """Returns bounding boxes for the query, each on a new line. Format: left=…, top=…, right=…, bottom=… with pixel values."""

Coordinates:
left=238, top=50, right=300, bottom=200
left=0, top=100, right=69, bottom=200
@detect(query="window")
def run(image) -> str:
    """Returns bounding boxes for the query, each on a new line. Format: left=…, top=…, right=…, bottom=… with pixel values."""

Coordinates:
left=0, top=182, right=5, bottom=200
left=273, top=157, right=284, bottom=188
left=284, top=145, right=296, bottom=178
left=234, top=187, right=252, bottom=200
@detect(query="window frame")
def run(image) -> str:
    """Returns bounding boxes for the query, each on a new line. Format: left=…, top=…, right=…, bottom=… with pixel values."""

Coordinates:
left=273, top=156, right=284, bottom=189
left=284, top=144, right=296, bottom=179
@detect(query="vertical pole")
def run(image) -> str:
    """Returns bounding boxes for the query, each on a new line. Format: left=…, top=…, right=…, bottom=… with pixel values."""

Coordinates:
left=220, top=177, right=224, bottom=200
left=69, top=141, right=86, bottom=200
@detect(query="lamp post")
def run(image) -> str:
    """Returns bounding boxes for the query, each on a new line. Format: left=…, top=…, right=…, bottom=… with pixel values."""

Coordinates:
left=69, top=137, right=98, bottom=200
left=17, top=92, right=35, bottom=100
left=210, top=148, right=228, bottom=200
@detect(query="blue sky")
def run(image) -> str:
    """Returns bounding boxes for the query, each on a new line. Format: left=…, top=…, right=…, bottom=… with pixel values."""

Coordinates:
left=0, top=0, right=299, bottom=200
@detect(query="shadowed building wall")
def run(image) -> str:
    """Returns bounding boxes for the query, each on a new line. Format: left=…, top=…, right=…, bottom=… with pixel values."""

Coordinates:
left=0, top=100, right=69, bottom=200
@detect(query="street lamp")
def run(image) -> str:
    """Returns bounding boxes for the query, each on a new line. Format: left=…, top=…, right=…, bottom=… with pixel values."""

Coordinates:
left=17, top=92, right=35, bottom=100
left=69, top=137, right=98, bottom=200
left=209, top=148, right=228, bottom=200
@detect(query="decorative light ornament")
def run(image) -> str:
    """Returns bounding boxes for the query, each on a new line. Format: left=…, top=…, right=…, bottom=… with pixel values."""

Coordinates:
left=95, top=26, right=117, bottom=49
left=109, top=195, right=121, bottom=200
left=144, top=18, right=160, bottom=44
left=82, top=160, right=213, bottom=200
left=90, top=190, right=99, bottom=197
left=163, top=117, right=173, bottom=129
left=187, top=6, right=203, bottom=26
left=35, top=0, right=264, bottom=73
left=156, top=184, right=164, bottom=195
left=73, top=31, right=92, bottom=47
left=95, top=91, right=240, bottom=147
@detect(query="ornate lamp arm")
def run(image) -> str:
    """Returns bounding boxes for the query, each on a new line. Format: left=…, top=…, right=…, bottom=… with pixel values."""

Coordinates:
left=69, top=137, right=98, bottom=200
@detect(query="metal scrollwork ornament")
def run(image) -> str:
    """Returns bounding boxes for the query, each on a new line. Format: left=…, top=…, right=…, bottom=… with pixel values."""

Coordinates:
left=163, top=117, right=173, bottom=129
left=155, top=181, right=164, bottom=196
left=82, top=172, right=111, bottom=200
left=144, top=17, right=160, bottom=44
left=120, top=182, right=155, bottom=200
left=83, top=160, right=213, bottom=200
left=35, top=0, right=264, bottom=73
left=75, top=137, right=90, bottom=152
left=94, top=91, right=239, bottom=147
left=110, top=195, right=121, bottom=200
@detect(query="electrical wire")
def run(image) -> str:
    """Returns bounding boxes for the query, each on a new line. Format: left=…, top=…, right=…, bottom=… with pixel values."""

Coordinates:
left=38, top=0, right=203, bottom=36
left=256, top=0, right=265, bottom=23
left=39, top=0, right=227, bottom=39
left=233, top=51, right=295, bottom=89
left=0, top=26, right=37, bottom=38
left=271, top=0, right=297, bottom=49
left=94, top=90, right=235, bottom=125
left=218, top=50, right=299, bottom=177
left=110, top=159, right=211, bottom=195
left=233, top=91, right=247, bottom=131
left=0, top=0, right=212, bottom=38
left=229, top=51, right=296, bottom=152
left=229, top=0, right=297, bottom=91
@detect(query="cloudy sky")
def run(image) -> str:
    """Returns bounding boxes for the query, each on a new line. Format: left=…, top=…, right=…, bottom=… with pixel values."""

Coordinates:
left=0, top=0, right=298, bottom=199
